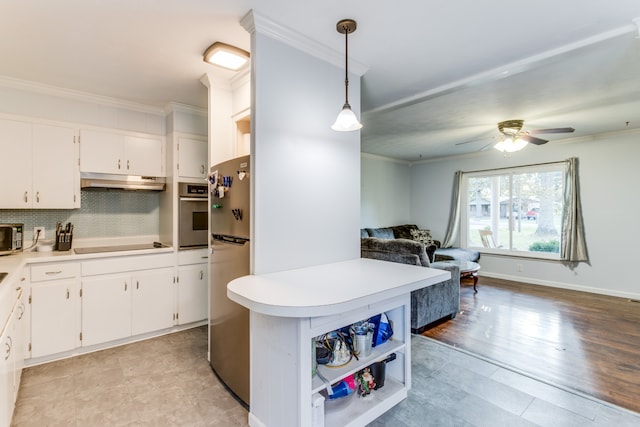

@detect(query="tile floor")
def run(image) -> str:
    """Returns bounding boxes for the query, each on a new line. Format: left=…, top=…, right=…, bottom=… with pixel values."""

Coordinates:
left=11, top=327, right=640, bottom=426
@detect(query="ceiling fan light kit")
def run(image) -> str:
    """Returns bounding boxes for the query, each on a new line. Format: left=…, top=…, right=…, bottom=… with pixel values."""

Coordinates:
left=332, top=19, right=363, bottom=132
left=493, top=119, right=575, bottom=153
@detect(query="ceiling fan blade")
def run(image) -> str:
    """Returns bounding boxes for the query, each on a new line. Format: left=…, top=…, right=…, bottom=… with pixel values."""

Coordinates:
left=528, top=127, right=575, bottom=134
left=455, top=137, right=492, bottom=146
left=521, top=135, right=548, bottom=145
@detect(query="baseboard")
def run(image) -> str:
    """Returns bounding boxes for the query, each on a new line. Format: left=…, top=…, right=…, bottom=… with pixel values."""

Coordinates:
left=481, top=271, right=640, bottom=301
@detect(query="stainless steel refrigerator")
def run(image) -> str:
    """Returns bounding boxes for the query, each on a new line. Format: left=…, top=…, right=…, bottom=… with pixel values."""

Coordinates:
left=209, top=154, right=250, bottom=405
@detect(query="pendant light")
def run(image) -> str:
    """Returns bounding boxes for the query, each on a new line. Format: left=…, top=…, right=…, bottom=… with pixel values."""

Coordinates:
left=332, top=19, right=362, bottom=132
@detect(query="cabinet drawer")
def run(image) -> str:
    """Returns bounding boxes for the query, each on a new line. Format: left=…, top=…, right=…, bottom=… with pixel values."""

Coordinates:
left=177, top=248, right=208, bottom=266
left=31, top=263, right=80, bottom=282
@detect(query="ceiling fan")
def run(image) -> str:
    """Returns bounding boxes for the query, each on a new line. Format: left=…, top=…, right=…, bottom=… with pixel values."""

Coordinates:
left=494, top=119, right=575, bottom=152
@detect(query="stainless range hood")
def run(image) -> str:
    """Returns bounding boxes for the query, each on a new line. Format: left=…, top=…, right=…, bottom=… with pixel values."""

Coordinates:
left=80, top=172, right=166, bottom=191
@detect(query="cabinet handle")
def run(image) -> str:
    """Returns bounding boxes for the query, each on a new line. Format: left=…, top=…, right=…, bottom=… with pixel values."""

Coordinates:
left=124, top=282, right=128, bottom=291
left=24, top=191, right=28, bottom=203
left=36, top=191, right=40, bottom=203
left=200, top=165, right=205, bottom=174
left=136, top=280, right=139, bottom=290
left=66, top=289, right=70, bottom=299
left=127, top=160, right=130, bottom=170
left=118, top=159, right=121, bottom=169
left=4, top=336, right=12, bottom=360
left=45, top=271, right=63, bottom=276
left=18, top=303, right=25, bottom=320
left=200, top=270, right=203, bottom=280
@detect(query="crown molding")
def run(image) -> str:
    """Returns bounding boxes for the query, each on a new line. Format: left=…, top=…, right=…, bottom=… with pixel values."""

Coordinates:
left=0, top=75, right=167, bottom=116
left=241, top=9, right=368, bottom=77
left=164, top=102, right=207, bottom=117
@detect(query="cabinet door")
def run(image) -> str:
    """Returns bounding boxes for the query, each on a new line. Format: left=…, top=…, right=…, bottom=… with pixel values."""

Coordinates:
left=32, top=124, right=79, bottom=208
left=80, top=128, right=125, bottom=174
left=125, top=135, right=163, bottom=177
left=177, top=264, right=208, bottom=324
left=178, top=137, right=207, bottom=179
left=82, top=274, right=131, bottom=347
left=0, top=119, right=32, bottom=208
left=12, top=295, right=26, bottom=396
left=131, top=268, right=174, bottom=335
left=30, top=279, right=80, bottom=358
left=0, top=314, right=13, bottom=427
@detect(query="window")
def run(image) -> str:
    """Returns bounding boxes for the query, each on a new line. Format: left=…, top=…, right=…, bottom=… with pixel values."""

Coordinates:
left=461, top=163, right=566, bottom=259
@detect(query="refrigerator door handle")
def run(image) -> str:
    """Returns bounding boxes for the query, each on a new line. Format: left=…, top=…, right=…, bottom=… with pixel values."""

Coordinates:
left=212, top=234, right=250, bottom=246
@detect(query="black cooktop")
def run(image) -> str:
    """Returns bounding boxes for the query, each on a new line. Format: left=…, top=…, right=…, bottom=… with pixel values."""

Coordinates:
left=74, top=242, right=168, bottom=255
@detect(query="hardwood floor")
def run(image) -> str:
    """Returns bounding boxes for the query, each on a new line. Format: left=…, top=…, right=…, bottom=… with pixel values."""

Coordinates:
left=423, top=277, right=640, bottom=414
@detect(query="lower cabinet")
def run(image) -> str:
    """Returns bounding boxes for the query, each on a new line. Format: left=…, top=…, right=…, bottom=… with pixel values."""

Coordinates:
left=82, top=268, right=174, bottom=347
left=177, top=263, right=208, bottom=325
left=131, top=268, right=174, bottom=335
left=30, top=263, right=81, bottom=358
left=82, top=273, right=132, bottom=347
left=1, top=289, right=27, bottom=427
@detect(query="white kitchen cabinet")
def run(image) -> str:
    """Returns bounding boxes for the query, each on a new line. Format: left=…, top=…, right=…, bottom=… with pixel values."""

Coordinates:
left=0, top=307, right=13, bottom=427
left=0, top=119, right=79, bottom=209
left=83, top=269, right=174, bottom=346
left=30, top=263, right=81, bottom=358
left=177, top=137, right=207, bottom=180
left=0, top=274, right=25, bottom=427
left=81, top=253, right=175, bottom=347
left=80, top=128, right=164, bottom=177
left=177, top=263, right=208, bottom=325
left=81, top=273, right=132, bottom=347
left=131, top=268, right=174, bottom=335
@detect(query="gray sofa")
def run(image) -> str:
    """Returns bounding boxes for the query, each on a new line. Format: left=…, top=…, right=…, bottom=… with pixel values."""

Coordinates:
left=361, top=224, right=480, bottom=263
left=360, top=236, right=460, bottom=333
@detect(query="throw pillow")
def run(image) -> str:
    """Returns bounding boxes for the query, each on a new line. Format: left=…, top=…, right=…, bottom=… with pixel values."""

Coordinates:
left=410, top=228, right=434, bottom=246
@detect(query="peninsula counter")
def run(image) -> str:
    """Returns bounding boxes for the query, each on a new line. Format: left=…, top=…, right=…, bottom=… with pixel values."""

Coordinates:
left=228, top=258, right=450, bottom=427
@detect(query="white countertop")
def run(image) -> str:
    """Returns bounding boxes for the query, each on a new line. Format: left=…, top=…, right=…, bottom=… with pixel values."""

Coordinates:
left=227, top=258, right=450, bottom=318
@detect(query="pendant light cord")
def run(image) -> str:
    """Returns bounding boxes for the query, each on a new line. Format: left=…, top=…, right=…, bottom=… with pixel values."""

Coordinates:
left=343, top=25, right=350, bottom=108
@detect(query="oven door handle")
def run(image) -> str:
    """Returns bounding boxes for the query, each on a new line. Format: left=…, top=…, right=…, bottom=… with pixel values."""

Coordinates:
left=179, top=197, right=207, bottom=202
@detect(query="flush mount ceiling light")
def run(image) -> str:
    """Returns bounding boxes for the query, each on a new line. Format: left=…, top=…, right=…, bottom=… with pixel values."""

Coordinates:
left=203, top=42, right=249, bottom=71
left=331, top=19, right=362, bottom=132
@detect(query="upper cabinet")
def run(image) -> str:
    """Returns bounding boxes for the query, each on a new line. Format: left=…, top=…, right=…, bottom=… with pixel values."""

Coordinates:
left=80, top=128, right=164, bottom=177
left=177, top=137, right=207, bottom=180
left=0, top=119, right=79, bottom=209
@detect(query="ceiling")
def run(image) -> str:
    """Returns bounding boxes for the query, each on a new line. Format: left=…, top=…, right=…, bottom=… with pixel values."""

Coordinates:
left=1, top=1, right=639, bottom=161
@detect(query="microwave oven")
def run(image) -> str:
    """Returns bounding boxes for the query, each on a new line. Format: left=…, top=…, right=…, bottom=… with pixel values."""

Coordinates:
left=0, top=223, right=24, bottom=255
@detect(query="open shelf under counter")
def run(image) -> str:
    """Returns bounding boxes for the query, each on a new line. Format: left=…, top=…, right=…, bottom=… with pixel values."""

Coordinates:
left=324, top=378, right=407, bottom=427
left=312, top=339, right=406, bottom=395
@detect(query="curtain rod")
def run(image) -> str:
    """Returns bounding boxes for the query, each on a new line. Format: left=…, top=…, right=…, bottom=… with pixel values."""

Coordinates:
left=462, top=159, right=569, bottom=175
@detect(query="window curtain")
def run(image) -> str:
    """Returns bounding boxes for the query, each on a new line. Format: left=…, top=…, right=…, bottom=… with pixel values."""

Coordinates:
left=561, top=157, right=589, bottom=264
left=442, top=170, right=462, bottom=248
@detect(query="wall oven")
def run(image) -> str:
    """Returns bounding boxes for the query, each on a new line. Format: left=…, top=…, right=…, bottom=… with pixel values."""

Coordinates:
left=178, top=183, right=208, bottom=248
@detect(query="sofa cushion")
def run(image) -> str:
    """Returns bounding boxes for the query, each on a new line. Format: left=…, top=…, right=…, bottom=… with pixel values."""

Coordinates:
left=410, top=228, right=434, bottom=246
left=434, top=247, right=480, bottom=263
left=390, top=224, right=419, bottom=240
left=361, top=237, right=430, bottom=267
left=366, top=227, right=395, bottom=239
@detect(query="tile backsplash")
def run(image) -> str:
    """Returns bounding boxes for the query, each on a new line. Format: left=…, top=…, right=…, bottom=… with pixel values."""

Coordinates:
left=0, top=190, right=159, bottom=239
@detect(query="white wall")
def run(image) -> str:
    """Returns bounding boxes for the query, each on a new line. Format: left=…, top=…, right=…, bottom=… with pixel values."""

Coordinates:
left=361, top=154, right=411, bottom=228
left=250, top=31, right=361, bottom=275
left=405, top=130, right=640, bottom=299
